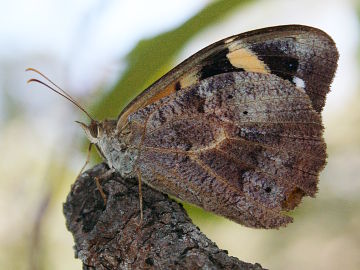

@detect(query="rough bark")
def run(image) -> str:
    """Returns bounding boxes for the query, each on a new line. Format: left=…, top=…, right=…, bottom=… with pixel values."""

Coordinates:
left=63, top=163, right=266, bottom=270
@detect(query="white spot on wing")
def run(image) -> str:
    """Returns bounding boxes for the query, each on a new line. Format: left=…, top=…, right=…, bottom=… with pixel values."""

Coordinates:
left=293, top=76, right=306, bottom=90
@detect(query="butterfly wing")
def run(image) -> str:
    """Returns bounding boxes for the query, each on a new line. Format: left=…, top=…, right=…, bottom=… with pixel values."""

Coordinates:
left=131, top=71, right=326, bottom=228
left=120, top=25, right=338, bottom=228
left=118, top=25, right=338, bottom=129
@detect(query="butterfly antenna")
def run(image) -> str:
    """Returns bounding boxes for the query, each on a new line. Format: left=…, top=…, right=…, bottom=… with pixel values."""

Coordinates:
left=26, top=68, right=95, bottom=121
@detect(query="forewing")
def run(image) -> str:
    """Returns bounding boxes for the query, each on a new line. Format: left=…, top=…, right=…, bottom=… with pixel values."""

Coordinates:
left=132, top=72, right=326, bottom=228
left=118, top=25, right=338, bottom=128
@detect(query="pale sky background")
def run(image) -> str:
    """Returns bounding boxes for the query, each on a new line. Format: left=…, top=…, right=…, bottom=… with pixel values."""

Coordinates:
left=0, top=0, right=359, bottom=269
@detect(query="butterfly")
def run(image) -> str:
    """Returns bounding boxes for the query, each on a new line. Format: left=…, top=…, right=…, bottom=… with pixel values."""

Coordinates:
left=28, top=25, right=338, bottom=229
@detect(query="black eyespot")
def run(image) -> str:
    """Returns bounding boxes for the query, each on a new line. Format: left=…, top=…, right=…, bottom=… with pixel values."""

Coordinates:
left=287, top=59, right=298, bottom=72
left=243, top=111, right=248, bottom=115
left=265, top=187, right=272, bottom=193
left=145, top=258, right=154, bottom=266
left=227, top=94, right=233, bottom=99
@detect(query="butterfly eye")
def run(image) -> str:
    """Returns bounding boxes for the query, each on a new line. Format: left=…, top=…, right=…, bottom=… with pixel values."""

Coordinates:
left=89, top=121, right=99, bottom=138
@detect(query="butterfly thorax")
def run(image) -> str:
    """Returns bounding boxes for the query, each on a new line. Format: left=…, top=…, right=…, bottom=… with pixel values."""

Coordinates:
left=96, top=119, right=139, bottom=178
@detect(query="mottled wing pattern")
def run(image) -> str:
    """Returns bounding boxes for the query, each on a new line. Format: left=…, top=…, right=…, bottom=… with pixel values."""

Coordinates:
left=129, top=72, right=326, bottom=228
left=119, top=25, right=338, bottom=228
left=118, top=25, right=338, bottom=128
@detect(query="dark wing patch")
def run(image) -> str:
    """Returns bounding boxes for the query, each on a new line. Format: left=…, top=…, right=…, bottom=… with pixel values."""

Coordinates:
left=250, top=49, right=300, bottom=82
left=199, top=47, right=245, bottom=80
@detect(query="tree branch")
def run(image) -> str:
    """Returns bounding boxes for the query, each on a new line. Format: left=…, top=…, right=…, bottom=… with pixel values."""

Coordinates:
left=63, top=163, right=266, bottom=270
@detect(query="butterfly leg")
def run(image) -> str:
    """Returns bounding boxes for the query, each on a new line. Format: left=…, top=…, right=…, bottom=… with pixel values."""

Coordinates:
left=76, top=143, right=93, bottom=179
left=135, top=170, right=143, bottom=226
left=94, top=168, right=115, bottom=205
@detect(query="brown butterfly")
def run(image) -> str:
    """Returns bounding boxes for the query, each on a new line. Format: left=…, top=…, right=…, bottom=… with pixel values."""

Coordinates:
left=28, top=25, right=338, bottom=229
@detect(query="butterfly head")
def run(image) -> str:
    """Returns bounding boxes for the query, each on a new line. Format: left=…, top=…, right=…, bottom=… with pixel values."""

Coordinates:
left=77, top=119, right=138, bottom=177
left=77, top=120, right=101, bottom=144
left=76, top=119, right=117, bottom=144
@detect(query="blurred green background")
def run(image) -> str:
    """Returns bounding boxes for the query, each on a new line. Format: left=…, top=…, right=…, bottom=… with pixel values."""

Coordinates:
left=1, top=0, right=359, bottom=269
